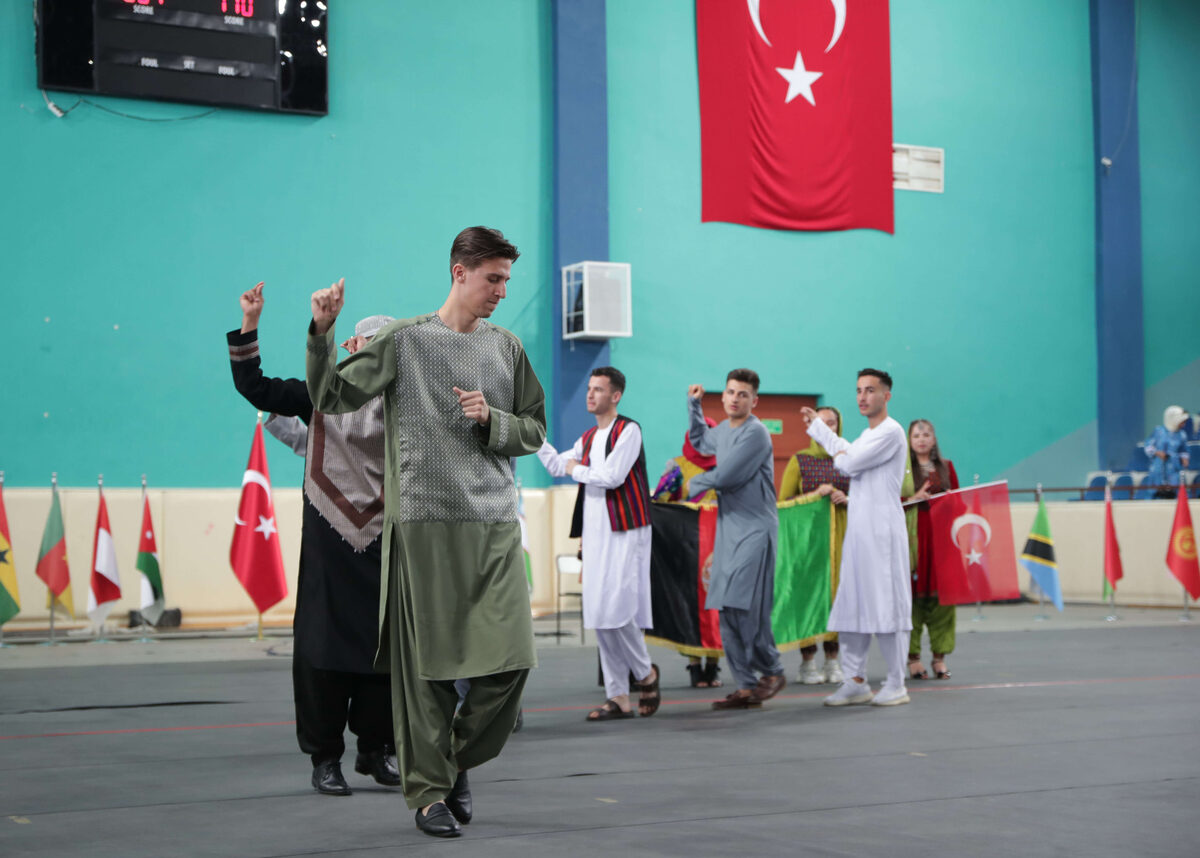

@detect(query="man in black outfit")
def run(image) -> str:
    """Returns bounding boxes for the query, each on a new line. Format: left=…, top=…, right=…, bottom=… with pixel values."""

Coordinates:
left=227, top=281, right=399, bottom=796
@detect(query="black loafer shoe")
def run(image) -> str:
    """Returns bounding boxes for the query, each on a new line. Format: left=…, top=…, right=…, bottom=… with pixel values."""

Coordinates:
left=312, top=761, right=352, bottom=796
left=354, top=747, right=401, bottom=786
left=445, top=770, right=472, bottom=824
left=415, top=802, right=462, bottom=838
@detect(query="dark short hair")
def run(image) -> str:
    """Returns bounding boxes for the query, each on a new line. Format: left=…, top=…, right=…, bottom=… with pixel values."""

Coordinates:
left=450, top=226, right=520, bottom=273
left=726, top=368, right=760, bottom=393
left=858, top=367, right=893, bottom=390
left=590, top=366, right=626, bottom=394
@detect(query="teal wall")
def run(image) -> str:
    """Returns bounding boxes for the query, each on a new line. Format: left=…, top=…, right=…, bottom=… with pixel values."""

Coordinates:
left=2, top=2, right=554, bottom=488
left=605, top=1, right=1096, bottom=483
left=1139, top=0, right=1200, bottom=414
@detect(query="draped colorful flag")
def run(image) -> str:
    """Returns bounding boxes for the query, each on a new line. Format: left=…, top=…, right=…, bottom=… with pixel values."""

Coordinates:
left=1019, top=495, right=1062, bottom=611
left=230, top=420, right=288, bottom=614
left=696, top=0, right=894, bottom=232
left=1103, top=482, right=1123, bottom=597
left=137, top=492, right=166, bottom=625
left=1165, top=485, right=1200, bottom=599
left=87, top=488, right=122, bottom=626
left=927, top=481, right=1019, bottom=605
left=37, top=481, right=74, bottom=618
left=0, top=477, right=19, bottom=626
left=647, top=498, right=835, bottom=656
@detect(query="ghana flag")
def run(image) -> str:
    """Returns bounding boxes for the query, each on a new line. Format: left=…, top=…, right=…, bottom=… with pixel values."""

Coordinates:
left=646, top=495, right=837, bottom=656
left=0, top=477, right=19, bottom=625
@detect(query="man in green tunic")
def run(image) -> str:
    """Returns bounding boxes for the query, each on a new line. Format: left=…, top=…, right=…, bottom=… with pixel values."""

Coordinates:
left=306, top=227, right=546, bottom=838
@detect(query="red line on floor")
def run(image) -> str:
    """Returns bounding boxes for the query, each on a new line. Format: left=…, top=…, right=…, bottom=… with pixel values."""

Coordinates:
left=2, top=674, right=1197, bottom=738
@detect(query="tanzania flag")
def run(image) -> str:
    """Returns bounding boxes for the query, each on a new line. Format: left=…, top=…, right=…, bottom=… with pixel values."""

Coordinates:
left=647, top=498, right=836, bottom=656
left=37, top=483, right=74, bottom=618
left=137, top=493, right=166, bottom=626
left=0, top=479, right=19, bottom=625
left=1019, top=496, right=1062, bottom=611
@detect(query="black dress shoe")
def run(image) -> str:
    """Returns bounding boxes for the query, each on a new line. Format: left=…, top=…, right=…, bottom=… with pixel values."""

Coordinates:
left=354, top=747, right=401, bottom=786
left=311, top=761, right=352, bottom=796
left=415, top=802, right=461, bottom=838
left=445, top=770, right=472, bottom=824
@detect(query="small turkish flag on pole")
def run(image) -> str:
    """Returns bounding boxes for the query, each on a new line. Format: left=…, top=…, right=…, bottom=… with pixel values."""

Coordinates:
left=928, top=482, right=1020, bottom=606
left=230, top=418, right=288, bottom=618
left=697, top=0, right=894, bottom=232
left=1165, top=485, right=1200, bottom=599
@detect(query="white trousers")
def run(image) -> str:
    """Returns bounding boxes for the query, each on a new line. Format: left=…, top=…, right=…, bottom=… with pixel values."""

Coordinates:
left=595, top=621, right=653, bottom=700
left=839, top=631, right=910, bottom=691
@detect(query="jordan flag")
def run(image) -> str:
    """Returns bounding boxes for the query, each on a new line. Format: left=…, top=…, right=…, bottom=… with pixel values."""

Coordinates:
left=1165, top=485, right=1200, bottom=599
left=697, top=0, right=894, bottom=232
left=87, top=488, right=122, bottom=625
left=137, top=492, right=166, bottom=625
left=230, top=420, right=288, bottom=614
left=928, top=481, right=1020, bottom=605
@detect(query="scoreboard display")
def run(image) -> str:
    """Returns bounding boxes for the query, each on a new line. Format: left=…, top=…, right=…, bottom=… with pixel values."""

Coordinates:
left=37, top=0, right=328, bottom=115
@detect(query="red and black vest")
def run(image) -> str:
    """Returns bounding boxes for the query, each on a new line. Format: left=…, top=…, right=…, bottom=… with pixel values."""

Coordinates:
left=568, top=415, right=652, bottom=538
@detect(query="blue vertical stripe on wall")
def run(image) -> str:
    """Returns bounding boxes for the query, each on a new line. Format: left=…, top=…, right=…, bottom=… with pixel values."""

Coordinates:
left=551, top=0, right=610, bottom=455
left=1090, top=0, right=1144, bottom=469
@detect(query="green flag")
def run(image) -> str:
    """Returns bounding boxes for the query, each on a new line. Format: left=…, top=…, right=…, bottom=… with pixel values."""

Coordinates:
left=771, top=495, right=835, bottom=647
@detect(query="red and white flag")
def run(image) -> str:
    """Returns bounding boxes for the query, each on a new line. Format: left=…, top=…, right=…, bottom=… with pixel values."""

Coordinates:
left=697, top=0, right=894, bottom=232
left=928, top=481, right=1020, bottom=605
left=1103, top=482, right=1123, bottom=594
left=87, top=488, right=122, bottom=626
left=230, top=420, right=288, bottom=614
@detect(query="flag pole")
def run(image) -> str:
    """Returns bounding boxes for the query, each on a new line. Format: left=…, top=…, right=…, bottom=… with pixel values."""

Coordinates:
left=257, top=612, right=264, bottom=641
left=1033, top=483, right=1049, bottom=621
left=1181, top=587, right=1192, bottom=623
left=135, top=474, right=156, bottom=644
left=971, top=473, right=985, bottom=622
left=46, top=473, right=59, bottom=646
left=1104, top=471, right=1120, bottom=622
left=0, top=470, right=9, bottom=649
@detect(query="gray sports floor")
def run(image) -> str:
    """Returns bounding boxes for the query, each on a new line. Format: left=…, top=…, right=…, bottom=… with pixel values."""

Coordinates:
left=1, top=605, right=1197, bottom=857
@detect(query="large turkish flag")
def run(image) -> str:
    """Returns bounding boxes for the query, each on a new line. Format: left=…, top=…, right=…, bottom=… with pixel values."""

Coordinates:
left=230, top=420, right=288, bottom=615
left=697, top=0, right=894, bottom=233
left=928, top=482, right=1020, bottom=605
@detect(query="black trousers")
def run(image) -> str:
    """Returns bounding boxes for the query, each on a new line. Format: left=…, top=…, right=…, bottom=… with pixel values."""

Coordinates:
left=293, top=654, right=394, bottom=766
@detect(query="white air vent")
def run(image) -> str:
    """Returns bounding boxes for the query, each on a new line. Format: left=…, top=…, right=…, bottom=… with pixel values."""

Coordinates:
left=562, top=261, right=632, bottom=341
left=893, top=144, right=944, bottom=193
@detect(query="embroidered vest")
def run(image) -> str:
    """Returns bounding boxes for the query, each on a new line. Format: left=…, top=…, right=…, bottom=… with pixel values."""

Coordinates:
left=569, top=415, right=652, bottom=538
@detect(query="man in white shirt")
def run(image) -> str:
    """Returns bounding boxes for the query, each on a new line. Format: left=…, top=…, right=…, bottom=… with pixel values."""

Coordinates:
left=802, top=368, right=912, bottom=707
left=538, top=367, right=660, bottom=721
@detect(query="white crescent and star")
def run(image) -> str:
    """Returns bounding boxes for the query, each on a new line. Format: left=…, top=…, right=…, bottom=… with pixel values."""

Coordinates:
left=234, top=470, right=273, bottom=529
left=748, top=0, right=847, bottom=106
left=951, top=513, right=992, bottom=566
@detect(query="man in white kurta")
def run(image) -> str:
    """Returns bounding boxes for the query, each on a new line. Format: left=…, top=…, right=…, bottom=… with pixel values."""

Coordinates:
left=803, top=368, right=912, bottom=707
left=537, top=367, right=658, bottom=720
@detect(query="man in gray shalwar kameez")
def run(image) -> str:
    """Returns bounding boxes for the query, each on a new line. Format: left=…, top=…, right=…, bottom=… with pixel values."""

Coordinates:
left=686, top=369, right=787, bottom=710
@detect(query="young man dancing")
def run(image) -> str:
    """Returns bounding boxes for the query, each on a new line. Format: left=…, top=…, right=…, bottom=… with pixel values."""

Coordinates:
left=306, top=227, right=546, bottom=837
left=802, top=368, right=912, bottom=708
left=686, top=370, right=786, bottom=710
left=537, top=367, right=660, bottom=722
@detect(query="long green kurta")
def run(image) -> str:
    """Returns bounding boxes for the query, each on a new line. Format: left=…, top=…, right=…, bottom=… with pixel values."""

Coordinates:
left=306, top=313, right=546, bottom=681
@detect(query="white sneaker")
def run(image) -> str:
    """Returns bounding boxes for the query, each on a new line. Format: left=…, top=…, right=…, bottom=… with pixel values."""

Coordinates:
left=823, top=680, right=874, bottom=707
left=798, top=660, right=823, bottom=685
left=823, top=657, right=843, bottom=685
left=870, top=685, right=910, bottom=706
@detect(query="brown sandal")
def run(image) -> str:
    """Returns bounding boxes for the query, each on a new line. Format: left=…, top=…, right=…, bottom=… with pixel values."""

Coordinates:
left=587, top=699, right=635, bottom=721
left=635, top=664, right=661, bottom=717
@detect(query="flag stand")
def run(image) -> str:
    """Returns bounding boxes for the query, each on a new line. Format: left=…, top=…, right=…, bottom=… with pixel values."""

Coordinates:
left=40, top=592, right=59, bottom=646
left=1103, top=589, right=1120, bottom=622
left=1180, top=588, right=1192, bottom=623
left=0, top=625, right=12, bottom=649
left=256, top=612, right=264, bottom=641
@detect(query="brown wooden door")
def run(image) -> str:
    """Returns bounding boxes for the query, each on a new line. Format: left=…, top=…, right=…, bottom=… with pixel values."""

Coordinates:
left=700, top=393, right=821, bottom=495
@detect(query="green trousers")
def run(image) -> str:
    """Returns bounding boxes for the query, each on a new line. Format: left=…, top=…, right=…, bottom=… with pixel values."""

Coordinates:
left=387, top=587, right=528, bottom=809
left=909, top=596, right=956, bottom=656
